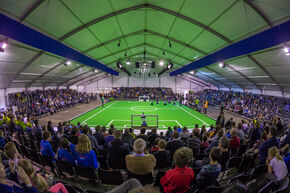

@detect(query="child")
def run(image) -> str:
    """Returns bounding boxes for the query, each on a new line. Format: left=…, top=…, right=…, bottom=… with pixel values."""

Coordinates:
left=196, top=147, right=221, bottom=188
left=153, top=139, right=170, bottom=169
left=57, top=138, right=75, bottom=164
left=200, top=135, right=209, bottom=148
left=161, top=147, right=194, bottom=193
left=266, top=147, right=288, bottom=184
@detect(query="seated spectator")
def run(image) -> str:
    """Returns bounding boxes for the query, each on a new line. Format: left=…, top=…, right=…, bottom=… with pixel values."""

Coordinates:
left=283, top=149, right=290, bottom=172
left=255, top=127, right=279, bottom=163
left=108, top=130, right=130, bottom=169
left=166, top=131, right=184, bottom=157
left=72, top=134, right=98, bottom=169
left=18, top=159, right=69, bottom=193
left=135, top=128, right=149, bottom=146
left=208, top=130, right=223, bottom=149
left=229, top=129, right=240, bottom=153
left=280, top=124, right=290, bottom=147
left=161, top=147, right=194, bottom=193
left=150, top=138, right=160, bottom=153
left=253, top=131, right=267, bottom=149
left=94, top=125, right=105, bottom=146
left=200, top=135, right=209, bottom=148
left=125, top=138, right=156, bottom=175
left=196, top=147, right=221, bottom=189
left=187, top=130, right=200, bottom=155
left=57, top=138, right=75, bottom=164
left=250, top=122, right=261, bottom=143
left=237, top=123, right=244, bottom=144
left=105, top=128, right=114, bottom=145
left=101, top=126, right=109, bottom=138
left=153, top=139, right=171, bottom=169
left=0, top=154, right=38, bottom=193
left=148, top=129, right=159, bottom=148
left=40, top=131, right=55, bottom=158
left=129, top=128, right=136, bottom=139
left=0, top=130, right=5, bottom=149
left=122, top=128, right=133, bottom=147
left=218, top=136, right=230, bottom=171
left=69, top=127, right=79, bottom=145
left=265, top=146, right=288, bottom=184
left=180, top=127, right=190, bottom=140
left=82, top=125, right=99, bottom=149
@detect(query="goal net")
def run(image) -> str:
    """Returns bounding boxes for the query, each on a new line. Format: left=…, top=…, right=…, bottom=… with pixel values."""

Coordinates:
left=131, top=114, right=158, bottom=129
left=139, top=95, right=150, bottom=101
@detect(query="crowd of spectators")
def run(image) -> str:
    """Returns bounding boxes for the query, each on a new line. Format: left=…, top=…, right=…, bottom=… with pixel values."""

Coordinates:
left=186, top=89, right=290, bottom=122
left=1, top=106, right=290, bottom=192
left=8, top=89, right=98, bottom=117
left=119, top=87, right=175, bottom=100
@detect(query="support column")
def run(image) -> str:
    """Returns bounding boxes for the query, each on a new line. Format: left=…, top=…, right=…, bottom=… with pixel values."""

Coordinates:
left=159, top=77, right=161, bottom=87
left=127, top=76, right=129, bottom=87
left=174, top=76, right=177, bottom=93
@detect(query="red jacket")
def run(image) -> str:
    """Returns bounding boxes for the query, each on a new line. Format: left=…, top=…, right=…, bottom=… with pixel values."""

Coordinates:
left=229, top=136, right=240, bottom=149
left=161, top=166, right=194, bottom=193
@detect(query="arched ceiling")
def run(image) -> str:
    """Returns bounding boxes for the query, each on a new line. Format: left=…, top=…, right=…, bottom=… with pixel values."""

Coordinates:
left=0, top=0, right=289, bottom=93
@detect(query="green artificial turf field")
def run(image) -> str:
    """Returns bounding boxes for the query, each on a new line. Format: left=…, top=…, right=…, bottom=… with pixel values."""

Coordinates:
left=70, top=101, right=216, bottom=130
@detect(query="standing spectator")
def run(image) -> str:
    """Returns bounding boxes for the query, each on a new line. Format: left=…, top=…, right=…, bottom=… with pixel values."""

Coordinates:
left=82, top=126, right=99, bottom=149
left=166, top=131, right=184, bottom=157
left=216, top=112, right=225, bottom=128
left=161, top=147, right=194, bottom=193
left=218, top=136, right=230, bottom=171
left=108, top=130, right=130, bottom=169
left=208, top=130, right=223, bottom=150
left=237, top=123, right=244, bottom=144
left=153, top=139, right=171, bottom=169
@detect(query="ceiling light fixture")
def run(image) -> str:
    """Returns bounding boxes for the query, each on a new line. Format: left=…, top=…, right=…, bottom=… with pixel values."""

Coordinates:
left=126, top=60, right=131, bottom=65
left=163, top=51, right=165, bottom=55
left=1, top=42, right=7, bottom=49
left=118, top=40, right=121, bottom=47
left=169, top=40, right=172, bottom=48
left=190, top=70, right=196, bottom=75
left=219, top=62, right=225, bottom=68
left=283, top=47, right=289, bottom=53
left=159, top=60, right=164, bottom=66
left=93, top=69, right=98, bottom=73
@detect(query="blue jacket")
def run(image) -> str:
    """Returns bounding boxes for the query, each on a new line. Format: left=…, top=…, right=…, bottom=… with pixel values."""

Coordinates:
left=196, top=163, right=221, bottom=188
left=57, top=148, right=75, bottom=164
left=40, top=140, right=55, bottom=157
left=258, top=137, right=279, bottom=163
left=284, top=153, right=290, bottom=172
left=72, top=149, right=98, bottom=169
left=0, top=137, right=5, bottom=147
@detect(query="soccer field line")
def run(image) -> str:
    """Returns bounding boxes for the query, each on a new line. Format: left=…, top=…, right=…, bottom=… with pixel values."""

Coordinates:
left=105, top=119, right=182, bottom=128
left=176, top=105, right=207, bottom=125
left=109, top=107, right=179, bottom=110
left=81, top=101, right=118, bottom=124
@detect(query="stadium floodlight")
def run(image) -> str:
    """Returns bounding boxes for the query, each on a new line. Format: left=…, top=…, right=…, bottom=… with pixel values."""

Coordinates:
left=159, top=60, right=164, bottom=66
left=219, top=62, right=225, bottom=68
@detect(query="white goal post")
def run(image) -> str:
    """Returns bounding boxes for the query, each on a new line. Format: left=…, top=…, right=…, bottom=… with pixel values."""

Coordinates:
left=131, top=114, right=158, bottom=129
left=139, top=95, right=150, bottom=101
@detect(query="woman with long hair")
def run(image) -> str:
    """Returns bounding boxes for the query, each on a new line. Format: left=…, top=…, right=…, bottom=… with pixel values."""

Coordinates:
left=73, top=134, right=98, bottom=169
left=18, top=159, right=68, bottom=193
